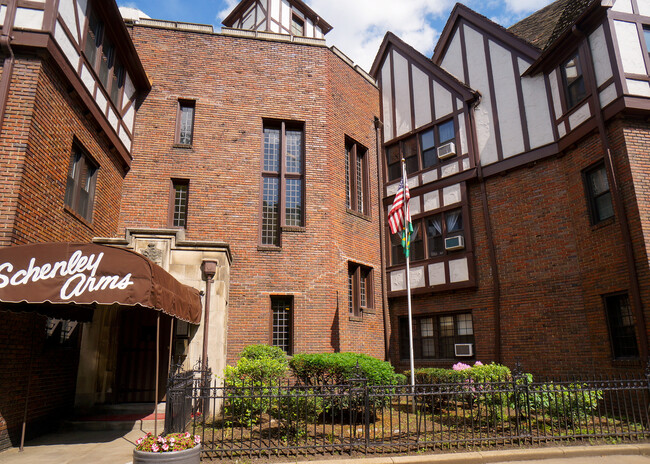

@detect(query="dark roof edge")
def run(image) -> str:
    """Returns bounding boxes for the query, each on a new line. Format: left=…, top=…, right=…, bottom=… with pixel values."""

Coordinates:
left=523, top=0, right=608, bottom=76
left=370, top=31, right=478, bottom=102
left=432, top=3, right=541, bottom=65
left=222, top=0, right=333, bottom=34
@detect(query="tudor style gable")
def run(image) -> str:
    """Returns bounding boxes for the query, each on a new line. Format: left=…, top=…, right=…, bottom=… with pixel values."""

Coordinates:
left=222, top=0, right=332, bottom=39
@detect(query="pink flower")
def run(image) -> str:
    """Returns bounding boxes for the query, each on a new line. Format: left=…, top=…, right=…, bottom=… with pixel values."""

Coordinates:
left=474, top=361, right=483, bottom=366
left=151, top=444, right=159, bottom=452
left=157, top=436, right=166, bottom=444
left=453, top=362, right=471, bottom=371
left=162, top=444, right=169, bottom=451
left=135, top=437, right=143, bottom=445
left=185, top=432, right=191, bottom=438
left=194, top=435, right=201, bottom=444
left=169, top=437, right=176, bottom=444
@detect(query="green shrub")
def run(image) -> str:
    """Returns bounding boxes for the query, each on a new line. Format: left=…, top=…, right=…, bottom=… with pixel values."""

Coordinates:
left=269, top=389, right=325, bottom=439
left=393, top=373, right=408, bottom=385
left=241, top=344, right=288, bottom=364
left=289, top=352, right=396, bottom=386
left=530, top=383, right=602, bottom=425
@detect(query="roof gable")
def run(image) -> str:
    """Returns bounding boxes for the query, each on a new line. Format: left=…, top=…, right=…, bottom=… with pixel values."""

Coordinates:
left=222, top=0, right=332, bottom=34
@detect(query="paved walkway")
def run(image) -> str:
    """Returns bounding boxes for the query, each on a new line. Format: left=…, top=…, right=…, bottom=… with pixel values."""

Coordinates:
left=0, top=431, right=648, bottom=464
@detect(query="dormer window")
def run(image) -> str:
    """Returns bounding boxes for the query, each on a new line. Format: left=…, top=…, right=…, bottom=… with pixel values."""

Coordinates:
left=561, top=52, right=586, bottom=109
left=291, top=14, right=304, bottom=36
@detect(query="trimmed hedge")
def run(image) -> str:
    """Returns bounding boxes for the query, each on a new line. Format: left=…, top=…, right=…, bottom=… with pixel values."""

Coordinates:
left=289, top=352, right=396, bottom=386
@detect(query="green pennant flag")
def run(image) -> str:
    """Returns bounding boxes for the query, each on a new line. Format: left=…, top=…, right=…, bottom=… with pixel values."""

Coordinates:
left=401, top=220, right=414, bottom=258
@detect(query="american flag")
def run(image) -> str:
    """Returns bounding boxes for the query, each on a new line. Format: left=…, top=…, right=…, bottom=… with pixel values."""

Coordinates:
left=388, top=178, right=410, bottom=235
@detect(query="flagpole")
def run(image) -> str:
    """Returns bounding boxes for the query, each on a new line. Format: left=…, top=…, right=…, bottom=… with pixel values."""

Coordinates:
left=401, top=158, right=416, bottom=391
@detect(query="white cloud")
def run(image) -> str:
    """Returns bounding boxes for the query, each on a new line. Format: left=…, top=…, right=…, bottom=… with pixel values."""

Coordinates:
left=217, top=0, right=239, bottom=22
left=503, top=0, right=554, bottom=14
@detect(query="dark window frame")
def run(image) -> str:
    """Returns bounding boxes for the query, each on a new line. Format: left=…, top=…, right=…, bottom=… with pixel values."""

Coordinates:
left=270, top=296, right=293, bottom=355
left=81, top=6, right=125, bottom=111
left=346, top=138, right=370, bottom=216
left=604, top=293, right=639, bottom=360
left=582, top=161, right=614, bottom=225
left=64, top=142, right=98, bottom=223
left=561, top=51, right=587, bottom=110
left=348, top=262, right=373, bottom=317
left=385, top=118, right=457, bottom=182
left=176, top=100, right=196, bottom=146
left=399, top=312, right=474, bottom=360
left=169, top=179, right=190, bottom=228
left=260, top=120, right=305, bottom=247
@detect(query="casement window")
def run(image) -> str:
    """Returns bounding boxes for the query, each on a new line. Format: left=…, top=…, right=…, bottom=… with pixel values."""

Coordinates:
left=583, top=162, right=614, bottom=224
left=561, top=52, right=587, bottom=109
left=348, top=262, right=373, bottom=317
left=390, top=208, right=463, bottom=265
left=399, top=313, right=474, bottom=360
left=291, top=14, right=304, bottom=36
left=271, top=296, right=293, bottom=354
left=345, top=139, right=370, bottom=215
left=64, top=144, right=98, bottom=222
left=644, top=27, right=650, bottom=57
left=83, top=8, right=124, bottom=109
left=45, top=318, right=79, bottom=347
left=605, top=293, right=639, bottom=359
left=177, top=100, right=196, bottom=146
left=261, top=121, right=304, bottom=246
left=170, top=179, right=189, bottom=228
left=386, top=119, right=456, bottom=181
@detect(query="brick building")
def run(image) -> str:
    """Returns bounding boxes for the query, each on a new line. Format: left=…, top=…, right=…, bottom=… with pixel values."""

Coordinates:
left=372, top=0, right=650, bottom=376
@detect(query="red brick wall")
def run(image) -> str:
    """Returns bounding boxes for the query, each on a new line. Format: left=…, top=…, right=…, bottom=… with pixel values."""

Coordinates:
left=120, top=26, right=384, bottom=365
left=389, top=121, right=649, bottom=377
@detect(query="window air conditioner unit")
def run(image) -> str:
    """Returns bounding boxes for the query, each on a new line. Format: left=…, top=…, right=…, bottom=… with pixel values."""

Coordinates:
left=437, top=142, right=456, bottom=160
left=455, top=343, right=473, bottom=357
left=444, top=235, right=465, bottom=251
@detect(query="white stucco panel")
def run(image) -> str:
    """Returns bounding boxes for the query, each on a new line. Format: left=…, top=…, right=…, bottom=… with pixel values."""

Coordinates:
left=54, top=20, right=80, bottom=69
left=315, top=27, right=323, bottom=39
left=612, top=0, right=633, bottom=13
left=391, top=270, right=406, bottom=292
left=519, top=58, right=554, bottom=149
left=271, top=0, right=280, bottom=21
left=59, top=0, right=80, bottom=44
left=381, top=61, right=394, bottom=141
left=76, top=0, right=88, bottom=36
left=441, top=161, right=460, bottom=178
left=410, top=196, right=421, bottom=216
left=548, top=69, right=563, bottom=120
left=421, top=169, right=438, bottom=185
left=0, top=6, right=5, bottom=26
left=615, top=20, right=647, bottom=75
left=95, top=90, right=108, bottom=114
left=281, top=0, right=290, bottom=28
left=458, top=112, right=468, bottom=155
left=428, top=262, right=446, bottom=286
left=599, top=83, right=617, bottom=108
left=489, top=40, right=524, bottom=158
left=412, top=65, right=432, bottom=129
left=393, top=51, right=412, bottom=137
left=463, top=158, right=470, bottom=170
left=557, top=122, right=567, bottom=138
left=443, top=184, right=461, bottom=206
left=119, top=125, right=132, bottom=152
left=14, top=8, right=44, bottom=30
left=626, top=79, right=650, bottom=97
left=589, top=25, right=613, bottom=87
left=465, top=25, right=498, bottom=165
left=449, top=257, right=469, bottom=283
left=433, top=80, right=453, bottom=121
left=241, top=5, right=255, bottom=29
left=80, top=64, right=95, bottom=94
left=410, top=266, right=426, bottom=288
left=423, top=190, right=440, bottom=212
left=305, top=19, right=314, bottom=38
left=441, top=28, right=465, bottom=82
left=386, top=181, right=399, bottom=197
left=639, top=0, right=650, bottom=16
left=568, top=103, right=592, bottom=130
left=124, top=104, right=136, bottom=133
left=124, top=74, right=136, bottom=106
left=107, top=107, right=119, bottom=131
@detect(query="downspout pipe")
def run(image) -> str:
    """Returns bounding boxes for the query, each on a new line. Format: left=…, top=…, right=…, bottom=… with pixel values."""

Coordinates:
left=575, top=26, right=648, bottom=362
left=374, top=116, right=390, bottom=362
left=0, top=1, right=17, bottom=134
left=468, top=94, right=502, bottom=364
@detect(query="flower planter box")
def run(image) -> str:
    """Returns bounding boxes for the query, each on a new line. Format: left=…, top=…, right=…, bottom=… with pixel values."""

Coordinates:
left=133, top=444, right=201, bottom=463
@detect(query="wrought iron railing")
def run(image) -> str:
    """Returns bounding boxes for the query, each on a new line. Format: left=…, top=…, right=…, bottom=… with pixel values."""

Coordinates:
left=165, top=369, right=650, bottom=461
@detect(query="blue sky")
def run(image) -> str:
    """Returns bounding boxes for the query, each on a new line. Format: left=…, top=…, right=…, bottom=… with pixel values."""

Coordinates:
left=118, top=0, right=553, bottom=71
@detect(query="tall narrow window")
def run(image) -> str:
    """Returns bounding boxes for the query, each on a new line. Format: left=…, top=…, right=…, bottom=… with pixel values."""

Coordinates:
left=261, top=121, right=304, bottom=246
left=177, top=101, right=196, bottom=145
left=561, top=52, right=586, bottom=109
left=605, top=294, right=638, bottom=359
left=291, top=14, right=304, bottom=36
left=348, top=262, right=373, bottom=317
left=346, top=139, right=369, bottom=215
left=584, top=162, right=614, bottom=224
left=64, top=144, right=98, bottom=222
left=271, top=296, right=293, bottom=354
left=170, top=179, right=189, bottom=228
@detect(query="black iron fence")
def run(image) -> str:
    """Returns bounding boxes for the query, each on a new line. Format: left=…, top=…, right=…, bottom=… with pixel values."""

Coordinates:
left=166, top=369, right=650, bottom=461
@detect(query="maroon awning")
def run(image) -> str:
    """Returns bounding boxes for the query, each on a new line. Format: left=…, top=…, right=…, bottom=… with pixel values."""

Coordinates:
left=0, top=243, right=202, bottom=324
